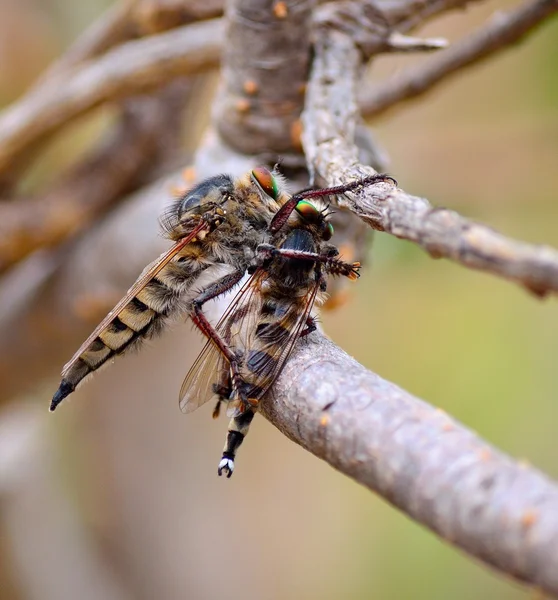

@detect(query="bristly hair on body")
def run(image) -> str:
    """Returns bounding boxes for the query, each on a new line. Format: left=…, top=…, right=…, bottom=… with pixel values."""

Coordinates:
left=50, top=167, right=396, bottom=480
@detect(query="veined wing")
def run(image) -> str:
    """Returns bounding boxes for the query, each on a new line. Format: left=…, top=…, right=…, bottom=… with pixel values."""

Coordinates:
left=225, top=277, right=319, bottom=416
left=61, top=220, right=208, bottom=379
left=179, top=265, right=320, bottom=417
left=178, top=270, right=266, bottom=414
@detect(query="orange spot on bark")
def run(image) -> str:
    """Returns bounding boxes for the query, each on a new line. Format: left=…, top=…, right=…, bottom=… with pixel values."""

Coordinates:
left=182, top=166, right=197, bottom=184
left=320, top=415, right=329, bottom=426
left=273, top=1, right=288, bottom=18
left=290, top=119, right=303, bottom=149
left=521, top=509, right=537, bottom=529
left=337, top=243, right=355, bottom=263
left=236, top=99, right=251, bottom=113
left=478, top=448, right=492, bottom=462
left=323, top=290, right=352, bottom=311
left=243, top=80, right=258, bottom=95
left=169, top=184, right=188, bottom=197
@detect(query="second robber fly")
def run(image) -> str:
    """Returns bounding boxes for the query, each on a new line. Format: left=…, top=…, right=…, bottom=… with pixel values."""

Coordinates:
left=179, top=190, right=369, bottom=477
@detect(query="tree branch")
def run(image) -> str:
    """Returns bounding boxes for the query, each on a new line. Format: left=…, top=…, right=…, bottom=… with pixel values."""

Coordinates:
left=360, top=0, right=558, bottom=118
left=213, top=0, right=314, bottom=155
left=0, top=19, right=222, bottom=179
left=0, top=0, right=530, bottom=183
left=302, top=28, right=558, bottom=297
left=34, top=0, right=138, bottom=84
left=0, top=83, right=191, bottom=274
left=37, top=0, right=224, bottom=83
left=261, top=333, right=558, bottom=596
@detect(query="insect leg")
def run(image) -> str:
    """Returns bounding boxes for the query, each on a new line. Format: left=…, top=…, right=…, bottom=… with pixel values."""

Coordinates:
left=189, top=270, right=247, bottom=399
left=218, top=408, right=256, bottom=478
left=268, top=173, right=396, bottom=233
left=256, top=245, right=360, bottom=280
left=300, top=315, right=317, bottom=337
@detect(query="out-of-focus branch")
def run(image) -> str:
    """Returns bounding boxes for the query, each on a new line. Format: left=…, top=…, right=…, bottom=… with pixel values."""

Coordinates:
left=38, top=0, right=224, bottom=82
left=0, top=19, right=222, bottom=179
left=133, top=0, right=224, bottom=34
left=0, top=176, right=172, bottom=401
left=0, top=0, right=528, bottom=183
left=360, top=0, right=558, bottom=118
left=35, top=0, right=138, bottom=83
left=302, top=28, right=558, bottom=297
left=261, top=334, right=558, bottom=597
left=382, top=0, right=485, bottom=30
left=0, top=83, right=190, bottom=274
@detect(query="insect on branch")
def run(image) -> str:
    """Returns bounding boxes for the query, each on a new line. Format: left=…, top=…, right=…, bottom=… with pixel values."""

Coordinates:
left=302, top=13, right=558, bottom=298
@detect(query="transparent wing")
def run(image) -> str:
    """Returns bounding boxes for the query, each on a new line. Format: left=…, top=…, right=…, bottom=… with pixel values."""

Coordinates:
left=224, top=279, right=320, bottom=418
left=61, top=222, right=208, bottom=378
left=179, top=267, right=321, bottom=417
left=178, top=337, right=229, bottom=414
left=220, top=273, right=319, bottom=417
left=178, top=270, right=266, bottom=413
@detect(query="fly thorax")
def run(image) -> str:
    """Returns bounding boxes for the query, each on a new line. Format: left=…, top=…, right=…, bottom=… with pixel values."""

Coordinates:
left=272, top=229, right=316, bottom=287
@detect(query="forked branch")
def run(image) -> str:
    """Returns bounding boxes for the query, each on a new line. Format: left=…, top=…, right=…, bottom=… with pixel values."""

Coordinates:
left=360, top=0, right=558, bottom=117
left=302, top=26, right=558, bottom=297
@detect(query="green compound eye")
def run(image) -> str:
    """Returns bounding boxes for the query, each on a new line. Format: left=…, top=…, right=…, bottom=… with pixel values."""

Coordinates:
left=252, top=167, right=279, bottom=199
left=295, top=200, right=321, bottom=223
left=323, top=222, right=334, bottom=241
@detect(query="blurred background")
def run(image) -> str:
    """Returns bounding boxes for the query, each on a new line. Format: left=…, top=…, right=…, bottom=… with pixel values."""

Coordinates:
left=0, top=0, right=557, bottom=598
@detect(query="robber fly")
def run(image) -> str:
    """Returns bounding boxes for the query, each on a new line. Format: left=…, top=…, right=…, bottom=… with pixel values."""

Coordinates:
left=50, top=167, right=292, bottom=411
left=51, top=165, right=394, bottom=477
left=179, top=193, right=363, bottom=477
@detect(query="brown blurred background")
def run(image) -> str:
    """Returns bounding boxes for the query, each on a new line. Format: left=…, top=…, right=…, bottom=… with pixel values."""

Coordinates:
left=0, top=1, right=557, bottom=599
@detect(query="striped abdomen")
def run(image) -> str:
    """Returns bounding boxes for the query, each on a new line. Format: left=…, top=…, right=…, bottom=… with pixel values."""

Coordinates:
left=51, top=257, right=205, bottom=410
left=235, top=297, right=303, bottom=408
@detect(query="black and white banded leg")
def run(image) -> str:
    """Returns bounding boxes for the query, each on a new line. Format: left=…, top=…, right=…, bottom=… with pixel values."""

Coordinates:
left=218, top=408, right=256, bottom=477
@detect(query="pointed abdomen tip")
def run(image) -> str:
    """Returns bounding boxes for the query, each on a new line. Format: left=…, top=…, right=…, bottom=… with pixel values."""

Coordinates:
left=50, top=380, right=75, bottom=412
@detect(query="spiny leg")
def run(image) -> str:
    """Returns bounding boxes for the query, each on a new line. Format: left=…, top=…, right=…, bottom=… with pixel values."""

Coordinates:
left=218, top=408, right=256, bottom=478
left=256, top=245, right=360, bottom=280
left=301, top=315, right=317, bottom=337
left=268, top=173, right=396, bottom=233
left=189, top=270, right=248, bottom=400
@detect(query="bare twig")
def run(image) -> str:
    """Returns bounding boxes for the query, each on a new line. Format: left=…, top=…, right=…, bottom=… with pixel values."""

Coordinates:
left=38, top=0, right=224, bottom=82
left=314, top=0, right=448, bottom=57
left=3, top=136, right=558, bottom=596
left=0, top=83, right=191, bottom=274
left=261, top=333, right=558, bottom=597
left=0, top=19, right=222, bottom=179
left=133, top=0, right=224, bottom=34
left=35, top=0, right=137, bottom=84
left=360, top=0, right=558, bottom=118
left=302, top=28, right=558, bottom=297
